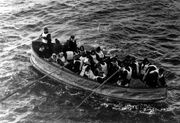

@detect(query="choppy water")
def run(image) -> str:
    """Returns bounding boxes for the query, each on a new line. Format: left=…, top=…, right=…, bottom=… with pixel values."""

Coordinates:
left=0, top=0, right=180, bottom=122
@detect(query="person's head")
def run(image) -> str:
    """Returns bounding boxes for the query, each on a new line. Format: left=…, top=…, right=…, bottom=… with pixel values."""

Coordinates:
left=91, top=50, right=96, bottom=55
left=43, top=27, right=49, bottom=34
left=143, top=58, right=149, bottom=64
left=70, top=35, right=75, bottom=40
left=159, top=68, right=165, bottom=75
left=111, top=57, right=118, bottom=66
left=79, top=45, right=84, bottom=51
left=96, top=46, right=101, bottom=52
left=52, top=53, right=57, bottom=60
left=55, top=39, right=60, bottom=44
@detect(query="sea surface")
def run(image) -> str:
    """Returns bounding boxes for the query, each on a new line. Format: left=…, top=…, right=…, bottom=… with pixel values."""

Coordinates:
left=0, top=0, right=180, bottom=123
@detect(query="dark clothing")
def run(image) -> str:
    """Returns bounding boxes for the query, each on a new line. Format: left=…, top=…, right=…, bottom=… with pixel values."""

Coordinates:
left=145, top=72, right=159, bottom=88
left=64, top=39, right=77, bottom=52
left=106, top=62, right=119, bottom=84
left=39, top=43, right=53, bottom=58
left=53, top=42, right=63, bottom=54
left=159, top=75, right=166, bottom=87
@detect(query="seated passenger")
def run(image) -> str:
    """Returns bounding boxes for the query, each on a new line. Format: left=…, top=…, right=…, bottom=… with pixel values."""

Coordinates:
left=89, top=50, right=99, bottom=66
left=80, top=64, right=88, bottom=77
left=106, top=57, right=120, bottom=85
left=38, top=45, right=46, bottom=58
left=80, top=64, right=105, bottom=83
left=72, top=59, right=81, bottom=73
left=158, top=68, right=167, bottom=87
left=50, top=53, right=57, bottom=62
left=65, top=51, right=74, bottom=61
left=99, top=61, right=108, bottom=76
left=79, top=52, right=89, bottom=70
left=122, top=55, right=132, bottom=67
left=64, top=35, right=77, bottom=52
left=77, top=45, right=85, bottom=54
left=94, top=63, right=103, bottom=77
left=95, top=46, right=105, bottom=61
left=143, top=65, right=159, bottom=88
left=57, top=52, right=67, bottom=66
left=139, top=58, right=151, bottom=79
left=130, top=59, right=140, bottom=78
left=53, top=39, right=63, bottom=54
left=119, top=66, right=132, bottom=87
left=84, top=65, right=97, bottom=80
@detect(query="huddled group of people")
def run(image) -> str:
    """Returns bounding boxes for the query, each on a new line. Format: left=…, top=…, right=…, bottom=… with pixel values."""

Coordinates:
left=38, top=27, right=167, bottom=88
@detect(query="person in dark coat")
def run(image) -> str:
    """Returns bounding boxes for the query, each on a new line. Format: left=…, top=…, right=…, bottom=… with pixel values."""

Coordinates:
left=143, top=65, right=159, bottom=88
left=158, top=68, right=167, bottom=87
left=64, top=35, right=77, bottom=52
left=106, top=57, right=120, bottom=85
left=53, top=38, right=63, bottom=54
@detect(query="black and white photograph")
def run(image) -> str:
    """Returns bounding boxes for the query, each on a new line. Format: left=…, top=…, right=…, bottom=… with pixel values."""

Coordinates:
left=0, top=0, right=180, bottom=123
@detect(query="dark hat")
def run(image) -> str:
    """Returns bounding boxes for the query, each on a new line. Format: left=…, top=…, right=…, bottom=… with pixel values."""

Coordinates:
left=96, top=46, right=101, bottom=52
left=70, top=35, right=75, bottom=39
left=111, top=57, right=117, bottom=62
left=91, top=50, right=96, bottom=54
left=44, top=27, right=49, bottom=33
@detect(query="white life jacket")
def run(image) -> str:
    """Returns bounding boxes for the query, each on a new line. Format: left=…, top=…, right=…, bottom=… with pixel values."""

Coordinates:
left=122, top=66, right=132, bottom=80
left=96, top=51, right=104, bottom=59
left=66, top=51, right=74, bottom=60
left=41, top=32, right=48, bottom=43
left=85, top=70, right=96, bottom=80
left=149, top=69, right=159, bottom=74
left=79, top=56, right=86, bottom=63
left=135, top=61, right=139, bottom=75
left=80, top=64, right=88, bottom=76
left=100, top=62, right=108, bottom=75
left=91, top=54, right=99, bottom=64
left=59, top=56, right=66, bottom=63
left=141, top=63, right=149, bottom=75
left=143, top=66, right=158, bottom=81
left=148, top=65, right=158, bottom=71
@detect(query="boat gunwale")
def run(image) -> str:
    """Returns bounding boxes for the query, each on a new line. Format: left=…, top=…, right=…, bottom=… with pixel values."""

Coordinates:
left=30, top=41, right=167, bottom=102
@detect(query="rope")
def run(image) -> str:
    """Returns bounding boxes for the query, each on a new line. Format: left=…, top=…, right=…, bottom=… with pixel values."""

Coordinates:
left=0, top=68, right=58, bottom=102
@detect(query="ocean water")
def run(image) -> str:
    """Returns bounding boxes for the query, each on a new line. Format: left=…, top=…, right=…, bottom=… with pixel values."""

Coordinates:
left=0, top=0, right=180, bottom=123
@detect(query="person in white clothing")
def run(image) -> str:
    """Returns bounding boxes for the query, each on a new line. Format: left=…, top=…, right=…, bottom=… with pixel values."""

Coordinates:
left=40, top=27, right=52, bottom=44
left=57, top=52, right=67, bottom=66
left=95, top=46, right=104, bottom=61
left=143, top=65, right=160, bottom=88
left=90, top=50, right=99, bottom=65
left=84, top=65, right=97, bottom=80
left=39, top=27, right=52, bottom=58
left=120, top=66, right=132, bottom=87
left=80, top=64, right=88, bottom=77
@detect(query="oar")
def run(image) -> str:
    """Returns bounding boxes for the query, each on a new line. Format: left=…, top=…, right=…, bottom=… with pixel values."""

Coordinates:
left=75, top=68, right=120, bottom=109
left=57, top=68, right=120, bottom=119
left=0, top=68, right=58, bottom=103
